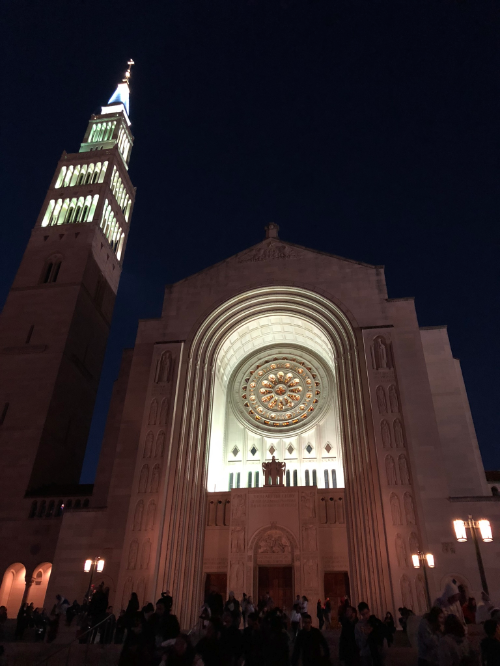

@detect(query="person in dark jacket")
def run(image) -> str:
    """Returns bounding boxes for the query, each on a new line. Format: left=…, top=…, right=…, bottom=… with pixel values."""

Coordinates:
left=242, top=612, right=265, bottom=666
left=317, top=600, right=325, bottom=630
left=291, top=613, right=330, bottom=666
left=339, top=605, right=359, bottom=666
left=383, top=612, right=396, bottom=647
left=224, top=591, right=241, bottom=627
left=481, top=619, right=500, bottom=666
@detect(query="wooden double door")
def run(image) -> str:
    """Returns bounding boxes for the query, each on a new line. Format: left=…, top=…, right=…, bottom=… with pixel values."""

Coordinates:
left=258, top=566, right=293, bottom=610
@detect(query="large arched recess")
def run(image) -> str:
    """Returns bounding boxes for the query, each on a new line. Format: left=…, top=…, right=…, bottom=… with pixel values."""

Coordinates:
left=156, top=286, right=391, bottom=627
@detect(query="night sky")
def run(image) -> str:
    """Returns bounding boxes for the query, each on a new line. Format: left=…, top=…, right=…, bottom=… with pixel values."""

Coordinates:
left=2, top=0, right=499, bottom=483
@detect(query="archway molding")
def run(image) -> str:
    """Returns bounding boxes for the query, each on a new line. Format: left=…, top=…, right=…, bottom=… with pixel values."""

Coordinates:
left=0, top=562, right=26, bottom=618
left=27, top=562, right=52, bottom=610
left=154, top=285, right=392, bottom=627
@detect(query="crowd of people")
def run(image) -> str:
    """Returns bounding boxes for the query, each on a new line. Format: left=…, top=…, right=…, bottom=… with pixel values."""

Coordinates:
left=2, top=579, right=500, bottom=665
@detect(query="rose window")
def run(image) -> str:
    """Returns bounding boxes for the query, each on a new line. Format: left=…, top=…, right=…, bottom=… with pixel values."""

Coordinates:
left=240, top=358, right=320, bottom=429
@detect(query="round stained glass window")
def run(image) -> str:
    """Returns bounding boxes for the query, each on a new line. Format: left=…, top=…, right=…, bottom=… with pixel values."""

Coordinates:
left=230, top=349, right=331, bottom=435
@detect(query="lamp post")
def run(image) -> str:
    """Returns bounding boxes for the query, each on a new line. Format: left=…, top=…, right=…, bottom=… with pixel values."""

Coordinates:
left=453, top=516, right=492, bottom=595
left=84, top=557, right=105, bottom=602
left=412, top=551, right=435, bottom=611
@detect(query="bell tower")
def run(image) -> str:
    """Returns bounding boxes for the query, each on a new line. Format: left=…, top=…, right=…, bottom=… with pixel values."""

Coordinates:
left=0, top=63, right=137, bottom=504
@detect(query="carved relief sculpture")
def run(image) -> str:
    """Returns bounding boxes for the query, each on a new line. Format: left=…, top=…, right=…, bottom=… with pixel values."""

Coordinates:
left=140, top=539, right=151, bottom=569
left=371, top=336, right=392, bottom=370
left=258, top=530, right=291, bottom=554
left=231, top=561, right=244, bottom=591
left=133, top=500, right=144, bottom=531
left=301, top=492, right=316, bottom=519
left=146, top=500, right=156, bottom=530
left=128, top=540, right=139, bottom=570
left=238, top=242, right=300, bottom=263
left=376, top=386, right=387, bottom=414
left=150, top=465, right=161, bottom=493
left=155, top=431, right=165, bottom=458
left=144, top=432, right=153, bottom=458
left=416, top=575, right=427, bottom=613
left=381, top=420, right=392, bottom=448
left=390, top=493, right=402, bottom=526
left=139, top=465, right=149, bottom=493
left=389, top=385, right=399, bottom=413
left=409, top=532, right=420, bottom=555
left=232, top=495, right=246, bottom=522
left=401, top=575, right=414, bottom=610
left=385, top=455, right=397, bottom=486
left=231, top=527, right=245, bottom=553
left=398, top=454, right=410, bottom=485
left=394, top=419, right=405, bottom=447
left=404, top=492, right=416, bottom=525
left=156, top=350, right=173, bottom=383
left=159, top=398, right=169, bottom=426
left=303, top=525, right=317, bottom=552
left=395, top=534, right=408, bottom=568
left=262, top=456, right=286, bottom=486
left=148, top=399, right=158, bottom=425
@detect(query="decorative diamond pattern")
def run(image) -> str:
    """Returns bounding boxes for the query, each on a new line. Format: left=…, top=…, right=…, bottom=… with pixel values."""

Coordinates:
left=324, top=442, right=332, bottom=454
left=250, top=446, right=258, bottom=456
left=231, top=446, right=240, bottom=457
left=305, top=443, right=313, bottom=454
left=287, top=444, right=294, bottom=455
left=269, top=445, right=276, bottom=455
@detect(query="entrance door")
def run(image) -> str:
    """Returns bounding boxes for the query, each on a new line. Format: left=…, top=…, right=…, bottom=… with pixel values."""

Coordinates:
left=204, top=573, right=227, bottom=602
left=258, top=566, right=293, bottom=610
left=324, top=571, right=350, bottom=619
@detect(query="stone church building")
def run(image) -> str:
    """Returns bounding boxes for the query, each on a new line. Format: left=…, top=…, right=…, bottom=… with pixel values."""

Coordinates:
left=0, top=71, right=499, bottom=629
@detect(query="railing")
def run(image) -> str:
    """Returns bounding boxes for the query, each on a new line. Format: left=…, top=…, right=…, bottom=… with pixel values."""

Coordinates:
left=33, top=613, right=116, bottom=666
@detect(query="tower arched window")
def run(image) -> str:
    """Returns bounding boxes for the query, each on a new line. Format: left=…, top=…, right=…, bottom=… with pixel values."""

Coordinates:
left=70, top=165, right=81, bottom=186
left=331, top=470, right=337, bottom=489
left=255, top=471, right=260, bottom=487
left=305, top=470, right=310, bottom=486
left=64, top=166, right=74, bottom=187
left=293, top=470, right=298, bottom=486
left=29, top=501, right=37, bottom=518
left=286, top=470, right=291, bottom=486
left=324, top=470, right=329, bottom=488
left=42, top=256, right=62, bottom=284
left=55, top=500, right=64, bottom=517
left=46, top=500, right=55, bottom=518
left=229, top=473, right=234, bottom=491
left=236, top=472, right=241, bottom=489
left=38, top=500, right=46, bottom=518
left=77, top=165, right=87, bottom=185
left=248, top=472, right=252, bottom=488
left=85, top=164, right=95, bottom=184
left=312, top=470, right=317, bottom=486
left=55, top=167, right=66, bottom=188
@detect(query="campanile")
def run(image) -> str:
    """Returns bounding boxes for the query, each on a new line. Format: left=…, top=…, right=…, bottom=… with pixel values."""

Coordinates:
left=0, top=63, right=136, bottom=516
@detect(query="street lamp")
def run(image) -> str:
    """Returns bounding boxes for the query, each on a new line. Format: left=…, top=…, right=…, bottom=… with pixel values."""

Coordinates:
left=453, top=515, right=492, bottom=594
left=412, top=551, right=435, bottom=611
left=83, top=557, right=105, bottom=601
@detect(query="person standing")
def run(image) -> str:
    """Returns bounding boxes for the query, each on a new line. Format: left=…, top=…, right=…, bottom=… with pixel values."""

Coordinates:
left=481, top=619, right=500, bottom=665
left=339, top=605, right=358, bottom=666
left=317, top=600, right=325, bottom=630
left=433, top=582, right=465, bottom=624
left=355, top=602, right=374, bottom=666
left=383, top=612, right=396, bottom=647
left=462, top=598, right=477, bottom=625
left=300, top=596, right=309, bottom=616
left=290, top=604, right=302, bottom=640
left=291, top=613, right=330, bottom=666
left=438, top=614, right=479, bottom=665
left=241, top=593, right=248, bottom=628
left=224, top=591, right=241, bottom=628
left=324, top=598, right=332, bottom=629
left=417, top=606, right=444, bottom=666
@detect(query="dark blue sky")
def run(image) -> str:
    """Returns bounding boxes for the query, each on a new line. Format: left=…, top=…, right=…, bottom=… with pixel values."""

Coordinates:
left=2, top=0, right=499, bottom=483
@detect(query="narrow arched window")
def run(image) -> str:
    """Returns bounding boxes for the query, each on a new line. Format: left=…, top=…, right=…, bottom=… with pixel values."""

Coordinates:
left=29, top=501, right=38, bottom=518
left=64, top=166, right=74, bottom=187
left=324, top=470, right=329, bottom=488
left=229, top=473, right=234, bottom=490
left=286, top=470, right=290, bottom=486
left=55, top=500, right=64, bottom=517
left=74, top=499, right=81, bottom=509
left=65, top=499, right=73, bottom=510
left=248, top=472, right=252, bottom=488
left=46, top=500, right=55, bottom=518
left=55, top=167, right=66, bottom=188
left=38, top=500, right=46, bottom=517
left=236, top=472, right=241, bottom=489
left=312, top=470, right=317, bottom=487
left=71, top=165, right=80, bottom=186
left=83, top=499, right=89, bottom=508
left=92, top=163, right=101, bottom=183
left=305, top=470, right=310, bottom=486
left=331, top=470, right=337, bottom=489
left=293, top=470, right=298, bottom=486
left=255, top=471, right=259, bottom=487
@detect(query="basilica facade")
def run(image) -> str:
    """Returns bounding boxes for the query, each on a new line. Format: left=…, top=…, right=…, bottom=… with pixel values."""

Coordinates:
left=0, top=73, right=499, bottom=629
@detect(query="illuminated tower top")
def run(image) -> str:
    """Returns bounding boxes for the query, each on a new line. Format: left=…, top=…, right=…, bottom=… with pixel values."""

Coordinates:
left=79, top=60, right=135, bottom=169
